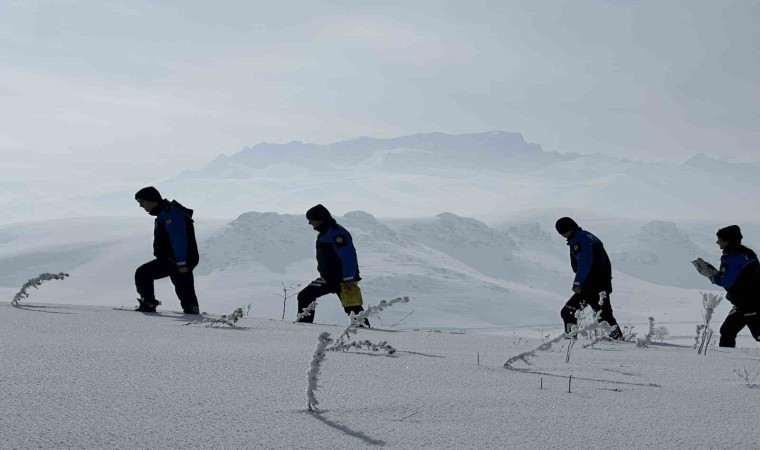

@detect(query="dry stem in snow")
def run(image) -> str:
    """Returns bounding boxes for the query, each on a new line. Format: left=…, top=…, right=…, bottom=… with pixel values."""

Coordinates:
left=185, top=304, right=250, bottom=327
left=307, top=332, right=334, bottom=412
left=333, top=296, right=410, bottom=347
left=305, top=296, right=410, bottom=411
left=732, top=366, right=760, bottom=388
left=295, top=300, right=318, bottom=322
left=506, top=317, right=612, bottom=368
left=696, top=292, right=722, bottom=354
left=636, top=317, right=656, bottom=348
left=11, top=273, right=70, bottom=306
left=329, top=340, right=397, bottom=355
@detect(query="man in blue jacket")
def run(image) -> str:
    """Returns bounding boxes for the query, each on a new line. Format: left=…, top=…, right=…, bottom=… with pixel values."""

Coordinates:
left=555, top=217, right=623, bottom=339
left=134, top=186, right=200, bottom=314
left=296, top=204, right=368, bottom=326
left=709, top=225, right=760, bottom=347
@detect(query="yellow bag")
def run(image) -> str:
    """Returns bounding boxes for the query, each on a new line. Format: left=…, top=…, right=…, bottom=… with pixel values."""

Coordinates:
left=339, top=283, right=363, bottom=308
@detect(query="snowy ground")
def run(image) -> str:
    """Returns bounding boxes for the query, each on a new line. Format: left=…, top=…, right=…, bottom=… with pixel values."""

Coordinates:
left=3, top=301, right=759, bottom=449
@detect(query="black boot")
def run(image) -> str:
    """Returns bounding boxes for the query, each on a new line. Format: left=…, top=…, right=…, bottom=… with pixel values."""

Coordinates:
left=135, top=298, right=160, bottom=312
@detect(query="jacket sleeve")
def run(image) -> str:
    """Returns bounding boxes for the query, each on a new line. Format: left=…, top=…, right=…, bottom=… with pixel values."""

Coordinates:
left=331, top=230, right=358, bottom=281
left=165, top=209, right=189, bottom=268
left=710, top=254, right=744, bottom=289
left=573, top=236, right=593, bottom=287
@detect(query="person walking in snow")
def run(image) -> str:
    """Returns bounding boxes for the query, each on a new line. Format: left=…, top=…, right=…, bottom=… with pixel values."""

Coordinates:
left=134, top=186, right=200, bottom=314
left=296, top=204, right=369, bottom=326
left=708, top=225, right=760, bottom=347
left=555, top=217, right=623, bottom=339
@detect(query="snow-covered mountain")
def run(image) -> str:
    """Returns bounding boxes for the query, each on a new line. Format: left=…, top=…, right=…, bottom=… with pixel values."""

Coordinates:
left=1, top=211, right=739, bottom=331
left=3, top=131, right=760, bottom=225
left=611, top=221, right=713, bottom=289
left=147, top=131, right=760, bottom=222
left=175, top=131, right=544, bottom=178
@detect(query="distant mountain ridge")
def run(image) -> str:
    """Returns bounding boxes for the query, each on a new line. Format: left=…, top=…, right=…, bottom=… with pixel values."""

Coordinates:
left=177, top=131, right=545, bottom=178
left=89, top=130, right=760, bottom=222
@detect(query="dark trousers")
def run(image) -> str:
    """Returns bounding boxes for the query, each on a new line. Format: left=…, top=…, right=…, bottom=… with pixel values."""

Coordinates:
left=561, top=291, right=619, bottom=333
left=135, top=259, right=199, bottom=311
left=296, top=278, right=367, bottom=325
left=719, top=307, right=760, bottom=347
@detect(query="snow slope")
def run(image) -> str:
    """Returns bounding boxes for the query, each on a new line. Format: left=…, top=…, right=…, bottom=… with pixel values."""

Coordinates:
left=2, top=302, right=759, bottom=449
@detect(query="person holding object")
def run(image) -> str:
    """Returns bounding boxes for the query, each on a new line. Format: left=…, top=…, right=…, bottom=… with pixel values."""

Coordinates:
left=555, top=217, right=623, bottom=340
left=134, top=186, right=200, bottom=314
left=707, top=225, right=760, bottom=347
left=296, top=204, right=369, bottom=327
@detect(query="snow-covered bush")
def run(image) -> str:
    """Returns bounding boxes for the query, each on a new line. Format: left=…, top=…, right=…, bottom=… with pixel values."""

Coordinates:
left=621, top=323, right=637, bottom=342
left=11, top=272, right=70, bottom=306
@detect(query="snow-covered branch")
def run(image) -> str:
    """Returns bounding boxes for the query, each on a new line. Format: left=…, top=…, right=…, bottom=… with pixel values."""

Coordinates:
left=329, top=339, right=397, bottom=355
left=696, top=292, right=722, bottom=354
left=295, top=300, right=318, bottom=322
left=636, top=317, right=656, bottom=348
left=305, top=296, right=410, bottom=411
left=185, top=305, right=250, bottom=327
left=11, top=272, right=70, bottom=306
left=307, top=332, right=334, bottom=411
left=505, top=317, right=612, bottom=368
left=333, top=296, right=410, bottom=347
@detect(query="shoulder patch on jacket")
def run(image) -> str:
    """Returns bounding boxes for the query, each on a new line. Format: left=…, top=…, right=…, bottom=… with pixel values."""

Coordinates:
left=572, top=243, right=581, bottom=253
left=166, top=219, right=172, bottom=225
left=333, top=235, right=348, bottom=248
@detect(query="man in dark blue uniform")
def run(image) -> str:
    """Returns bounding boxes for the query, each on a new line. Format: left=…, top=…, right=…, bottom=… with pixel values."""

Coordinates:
left=555, top=217, right=623, bottom=339
left=709, top=225, right=760, bottom=347
left=134, top=186, right=200, bottom=314
left=296, top=204, right=368, bottom=326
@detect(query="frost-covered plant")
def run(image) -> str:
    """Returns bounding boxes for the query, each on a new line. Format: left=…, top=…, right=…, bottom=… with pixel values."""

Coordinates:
left=506, top=316, right=612, bottom=368
left=636, top=317, right=656, bottom=348
left=307, top=332, right=334, bottom=411
left=653, top=326, right=669, bottom=342
left=186, top=304, right=250, bottom=328
left=11, top=272, right=70, bottom=306
left=732, top=365, right=760, bottom=388
left=332, top=296, right=410, bottom=347
left=621, top=323, right=637, bottom=342
left=295, top=300, right=318, bottom=322
left=305, top=296, right=410, bottom=412
left=696, top=292, right=723, bottom=354
left=329, top=340, right=396, bottom=355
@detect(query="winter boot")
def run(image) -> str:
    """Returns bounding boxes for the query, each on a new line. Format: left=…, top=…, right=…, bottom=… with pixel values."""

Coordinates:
left=608, top=326, right=624, bottom=341
left=183, top=306, right=200, bottom=315
left=135, top=298, right=160, bottom=313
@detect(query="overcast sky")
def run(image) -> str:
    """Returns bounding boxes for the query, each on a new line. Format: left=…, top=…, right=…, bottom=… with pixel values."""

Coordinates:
left=1, top=0, right=758, bottom=184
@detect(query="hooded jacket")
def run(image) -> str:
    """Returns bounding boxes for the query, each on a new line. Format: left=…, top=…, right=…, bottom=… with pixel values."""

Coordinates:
left=314, top=220, right=360, bottom=286
left=151, top=199, right=199, bottom=269
left=566, top=229, right=613, bottom=294
left=711, top=244, right=760, bottom=311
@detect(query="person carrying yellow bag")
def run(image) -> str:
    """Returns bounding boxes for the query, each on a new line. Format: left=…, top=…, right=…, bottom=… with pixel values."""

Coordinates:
left=296, top=204, right=370, bottom=327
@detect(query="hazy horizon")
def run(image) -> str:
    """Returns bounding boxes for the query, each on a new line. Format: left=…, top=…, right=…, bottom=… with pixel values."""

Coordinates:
left=2, top=0, right=759, bottom=190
